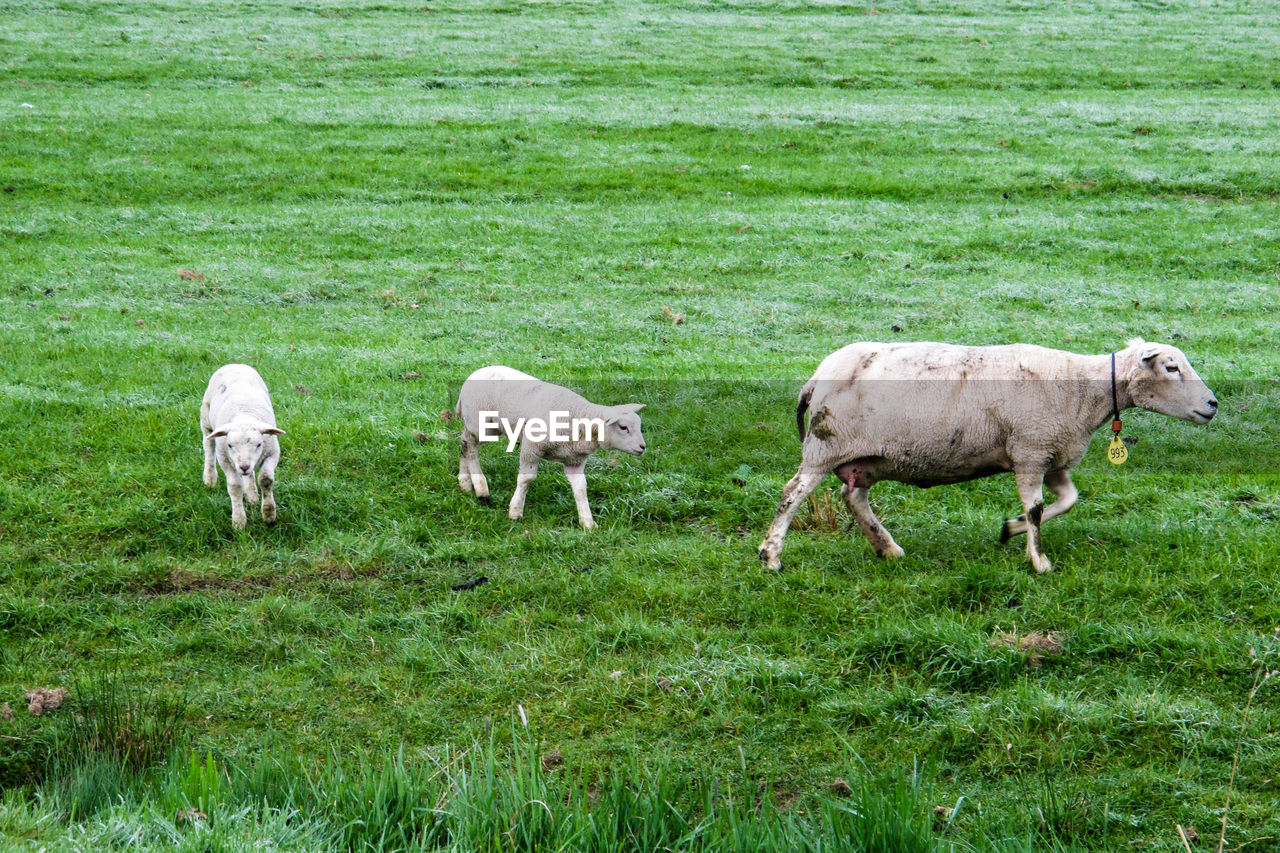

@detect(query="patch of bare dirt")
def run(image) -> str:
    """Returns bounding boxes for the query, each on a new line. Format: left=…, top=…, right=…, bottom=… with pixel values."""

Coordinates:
left=991, top=629, right=1064, bottom=665
left=25, top=687, right=67, bottom=715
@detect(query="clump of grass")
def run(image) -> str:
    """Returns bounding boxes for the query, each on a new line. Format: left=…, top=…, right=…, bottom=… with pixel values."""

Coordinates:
left=2, top=729, right=1095, bottom=851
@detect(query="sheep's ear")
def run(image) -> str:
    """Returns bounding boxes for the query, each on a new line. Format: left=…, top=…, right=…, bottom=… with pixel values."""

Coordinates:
left=1139, top=345, right=1163, bottom=364
left=624, top=403, right=645, bottom=414
left=263, top=427, right=285, bottom=436
left=209, top=427, right=230, bottom=439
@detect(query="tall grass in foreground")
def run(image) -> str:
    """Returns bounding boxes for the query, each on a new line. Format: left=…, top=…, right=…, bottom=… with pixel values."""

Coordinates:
left=5, top=705, right=1087, bottom=853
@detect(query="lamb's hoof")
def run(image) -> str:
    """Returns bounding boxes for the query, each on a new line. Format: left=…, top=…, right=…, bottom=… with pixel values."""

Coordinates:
left=458, top=480, right=474, bottom=494
left=478, top=494, right=492, bottom=505
left=262, top=507, right=277, bottom=526
left=580, top=520, right=597, bottom=530
left=508, top=510, right=523, bottom=520
left=999, top=519, right=1013, bottom=543
left=758, top=546, right=782, bottom=572
left=1030, top=556, right=1053, bottom=574
left=878, top=544, right=906, bottom=559
left=203, top=473, right=217, bottom=488
left=232, top=516, right=247, bottom=530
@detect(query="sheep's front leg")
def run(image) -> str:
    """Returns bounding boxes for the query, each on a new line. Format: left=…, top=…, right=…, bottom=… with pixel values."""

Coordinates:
left=220, top=460, right=249, bottom=529
left=1000, top=469, right=1078, bottom=542
left=1013, top=467, right=1051, bottom=573
left=841, top=484, right=904, bottom=559
left=508, top=446, right=540, bottom=521
left=202, top=432, right=218, bottom=487
left=759, top=468, right=826, bottom=571
left=563, top=462, right=595, bottom=529
left=258, top=452, right=280, bottom=525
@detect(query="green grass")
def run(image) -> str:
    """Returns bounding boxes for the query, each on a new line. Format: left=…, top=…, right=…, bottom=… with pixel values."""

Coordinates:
left=3, top=0, right=1280, bottom=849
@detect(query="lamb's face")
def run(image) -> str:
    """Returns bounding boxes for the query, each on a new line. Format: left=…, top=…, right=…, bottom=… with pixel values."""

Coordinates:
left=211, top=421, right=283, bottom=476
left=1129, top=344, right=1218, bottom=425
left=604, top=405, right=647, bottom=456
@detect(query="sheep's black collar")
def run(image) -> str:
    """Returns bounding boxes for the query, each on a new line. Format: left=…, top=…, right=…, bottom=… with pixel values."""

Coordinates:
left=1110, top=351, right=1122, bottom=434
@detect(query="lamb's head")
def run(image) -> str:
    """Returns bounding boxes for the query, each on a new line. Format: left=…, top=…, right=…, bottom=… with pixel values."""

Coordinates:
left=1124, top=339, right=1218, bottom=425
left=602, top=404, right=646, bottom=456
left=210, top=419, right=285, bottom=475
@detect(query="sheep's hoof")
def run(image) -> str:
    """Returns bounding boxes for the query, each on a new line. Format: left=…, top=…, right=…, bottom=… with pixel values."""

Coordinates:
left=232, top=516, right=247, bottom=530
left=999, top=519, right=1014, bottom=543
left=878, top=544, right=905, bottom=559
left=580, top=520, right=597, bottom=530
left=758, top=546, right=782, bottom=572
left=1030, top=556, right=1053, bottom=574
left=262, top=507, right=277, bottom=525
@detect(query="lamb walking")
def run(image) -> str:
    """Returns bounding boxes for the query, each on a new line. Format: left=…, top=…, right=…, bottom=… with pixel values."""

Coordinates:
left=201, top=364, right=285, bottom=529
left=456, top=366, right=646, bottom=528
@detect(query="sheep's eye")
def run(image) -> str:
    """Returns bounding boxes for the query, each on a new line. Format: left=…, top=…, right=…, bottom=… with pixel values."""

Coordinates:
left=1165, top=364, right=1180, bottom=374
left=618, top=424, right=629, bottom=433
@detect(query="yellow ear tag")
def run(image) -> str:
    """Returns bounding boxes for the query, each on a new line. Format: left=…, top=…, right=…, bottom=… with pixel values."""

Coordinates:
left=1107, top=436, right=1128, bottom=466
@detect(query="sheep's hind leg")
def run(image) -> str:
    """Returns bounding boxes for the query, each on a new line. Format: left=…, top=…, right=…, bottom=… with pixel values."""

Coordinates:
left=759, top=468, right=826, bottom=571
left=1000, top=469, right=1078, bottom=543
left=1012, top=467, right=1052, bottom=573
left=840, top=483, right=903, bottom=559
left=459, top=430, right=489, bottom=501
left=563, top=462, right=595, bottom=529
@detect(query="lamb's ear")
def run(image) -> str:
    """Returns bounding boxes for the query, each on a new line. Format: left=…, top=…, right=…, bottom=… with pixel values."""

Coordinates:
left=1139, top=344, right=1163, bottom=364
left=263, top=427, right=286, bottom=436
left=606, top=403, right=645, bottom=425
left=208, top=427, right=230, bottom=439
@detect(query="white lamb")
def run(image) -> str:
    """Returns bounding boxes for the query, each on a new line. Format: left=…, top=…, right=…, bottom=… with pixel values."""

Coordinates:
left=456, top=366, right=646, bottom=528
left=759, top=338, right=1217, bottom=573
left=201, top=364, right=285, bottom=529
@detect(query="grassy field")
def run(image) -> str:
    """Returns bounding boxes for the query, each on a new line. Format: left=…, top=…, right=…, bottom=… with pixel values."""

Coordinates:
left=2, top=0, right=1280, bottom=849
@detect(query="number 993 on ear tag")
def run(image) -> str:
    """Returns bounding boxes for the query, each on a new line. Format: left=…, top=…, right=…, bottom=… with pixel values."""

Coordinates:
left=1107, top=436, right=1128, bottom=466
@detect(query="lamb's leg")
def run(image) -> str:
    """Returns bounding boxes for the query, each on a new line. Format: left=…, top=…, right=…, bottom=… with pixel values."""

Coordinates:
left=759, top=468, right=826, bottom=571
left=840, top=484, right=904, bottom=558
left=563, top=462, right=595, bottom=529
left=203, top=431, right=218, bottom=487
left=460, top=430, right=489, bottom=501
left=242, top=470, right=259, bottom=505
left=1013, top=467, right=1051, bottom=573
left=1000, top=469, right=1078, bottom=542
left=458, top=430, right=475, bottom=493
left=258, top=452, right=279, bottom=525
left=508, top=446, right=539, bottom=520
left=221, top=460, right=248, bottom=529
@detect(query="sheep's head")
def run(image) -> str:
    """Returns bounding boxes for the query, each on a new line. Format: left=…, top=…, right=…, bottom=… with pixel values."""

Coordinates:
left=603, top=404, right=646, bottom=456
left=1124, top=339, right=1218, bottom=425
left=210, top=419, right=285, bottom=475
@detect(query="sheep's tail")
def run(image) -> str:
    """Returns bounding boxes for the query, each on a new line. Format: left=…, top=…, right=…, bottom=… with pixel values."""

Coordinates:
left=796, top=381, right=815, bottom=441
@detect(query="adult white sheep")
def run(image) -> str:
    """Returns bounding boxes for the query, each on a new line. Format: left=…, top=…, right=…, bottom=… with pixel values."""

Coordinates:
left=201, top=364, right=285, bottom=529
left=759, top=338, right=1217, bottom=573
left=456, top=366, right=646, bottom=528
